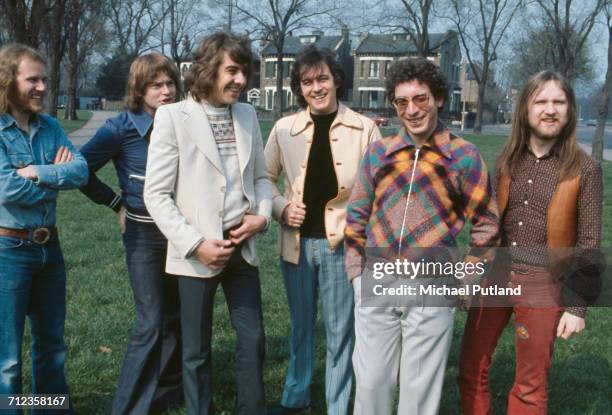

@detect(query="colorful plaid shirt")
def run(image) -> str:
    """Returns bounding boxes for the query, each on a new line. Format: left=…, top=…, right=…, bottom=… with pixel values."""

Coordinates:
left=344, top=123, right=500, bottom=279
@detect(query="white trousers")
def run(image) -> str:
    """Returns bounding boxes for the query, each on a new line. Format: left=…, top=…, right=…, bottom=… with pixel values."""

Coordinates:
left=352, top=277, right=455, bottom=415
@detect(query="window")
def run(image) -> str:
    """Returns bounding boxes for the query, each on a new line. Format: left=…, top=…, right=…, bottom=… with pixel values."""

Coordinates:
left=360, top=60, right=366, bottom=78
left=265, top=61, right=276, bottom=78
left=369, top=60, right=379, bottom=78
left=383, top=61, right=392, bottom=77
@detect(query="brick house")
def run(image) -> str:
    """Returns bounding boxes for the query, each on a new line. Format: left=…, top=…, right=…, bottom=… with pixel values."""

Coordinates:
left=352, top=30, right=462, bottom=114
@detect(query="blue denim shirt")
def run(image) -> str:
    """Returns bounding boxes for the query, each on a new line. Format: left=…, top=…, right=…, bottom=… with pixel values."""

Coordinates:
left=79, top=111, right=152, bottom=216
left=0, top=113, right=89, bottom=229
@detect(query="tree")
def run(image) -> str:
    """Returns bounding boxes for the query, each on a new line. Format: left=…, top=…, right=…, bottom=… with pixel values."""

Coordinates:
left=508, top=22, right=593, bottom=87
left=64, top=0, right=106, bottom=120
left=158, top=0, right=208, bottom=65
left=105, top=0, right=165, bottom=59
left=41, top=0, right=67, bottom=117
left=96, top=53, right=132, bottom=101
left=235, top=0, right=336, bottom=120
left=369, top=0, right=435, bottom=57
left=0, top=0, right=49, bottom=47
left=534, top=0, right=605, bottom=81
left=592, top=2, right=612, bottom=164
left=446, top=0, right=522, bottom=134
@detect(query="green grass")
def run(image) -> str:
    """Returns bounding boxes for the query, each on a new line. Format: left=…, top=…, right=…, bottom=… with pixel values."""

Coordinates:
left=17, top=129, right=612, bottom=414
left=57, top=110, right=93, bottom=134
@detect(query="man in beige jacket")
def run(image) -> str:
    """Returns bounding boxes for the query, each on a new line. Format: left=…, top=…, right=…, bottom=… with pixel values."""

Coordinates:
left=265, top=46, right=380, bottom=415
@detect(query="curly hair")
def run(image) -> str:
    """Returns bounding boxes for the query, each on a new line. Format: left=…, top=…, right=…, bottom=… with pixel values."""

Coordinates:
left=290, top=46, right=345, bottom=108
left=0, top=43, right=46, bottom=115
left=385, top=58, right=448, bottom=107
left=126, top=53, right=181, bottom=111
left=183, top=32, right=252, bottom=102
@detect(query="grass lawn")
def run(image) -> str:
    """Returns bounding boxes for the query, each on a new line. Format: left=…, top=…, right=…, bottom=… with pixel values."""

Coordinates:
left=19, top=125, right=611, bottom=414
left=58, top=110, right=93, bottom=134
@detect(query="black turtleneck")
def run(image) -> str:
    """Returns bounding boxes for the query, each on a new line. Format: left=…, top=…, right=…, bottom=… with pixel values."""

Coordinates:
left=300, top=110, right=339, bottom=238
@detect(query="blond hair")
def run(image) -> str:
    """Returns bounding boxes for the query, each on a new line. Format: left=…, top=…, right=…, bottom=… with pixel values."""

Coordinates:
left=0, top=43, right=46, bottom=114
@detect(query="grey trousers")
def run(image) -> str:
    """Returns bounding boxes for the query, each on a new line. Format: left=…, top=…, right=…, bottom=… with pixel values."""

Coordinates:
left=352, top=277, right=455, bottom=415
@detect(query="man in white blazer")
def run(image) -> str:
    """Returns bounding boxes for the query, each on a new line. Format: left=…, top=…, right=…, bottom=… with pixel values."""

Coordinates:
left=143, top=32, right=272, bottom=415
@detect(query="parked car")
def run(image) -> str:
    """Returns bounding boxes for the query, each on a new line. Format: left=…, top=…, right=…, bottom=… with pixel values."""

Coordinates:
left=364, top=112, right=389, bottom=126
left=586, top=119, right=597, bottom=127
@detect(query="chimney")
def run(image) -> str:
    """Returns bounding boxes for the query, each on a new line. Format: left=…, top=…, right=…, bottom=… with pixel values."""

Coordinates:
left=341, top=24, right=349, bottom=39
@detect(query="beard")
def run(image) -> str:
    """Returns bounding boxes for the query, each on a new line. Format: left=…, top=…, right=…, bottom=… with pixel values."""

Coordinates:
left=529, top=119, right=565, bottom=141
left=10, top=87, right=44, bottom=115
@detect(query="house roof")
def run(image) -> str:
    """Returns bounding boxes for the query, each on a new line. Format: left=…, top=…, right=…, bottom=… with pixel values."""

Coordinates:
left=261, top=35, right=344, bottom=55
left=355, top=30, right=456, bottom=55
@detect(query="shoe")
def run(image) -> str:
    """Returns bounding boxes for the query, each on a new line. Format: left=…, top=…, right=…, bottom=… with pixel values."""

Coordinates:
left=267, top=404, right=312, bottom=415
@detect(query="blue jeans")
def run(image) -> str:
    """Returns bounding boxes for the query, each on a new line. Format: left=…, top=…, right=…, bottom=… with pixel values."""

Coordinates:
left=280, top=238, right=354, bottom=415
left=112, top=219, right=182, bottom=415
left=0, top=236, right=73, bottom=415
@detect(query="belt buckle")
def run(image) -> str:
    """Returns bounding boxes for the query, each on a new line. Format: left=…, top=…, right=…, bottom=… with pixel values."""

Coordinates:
left=32, top=227, right=51, bottom=244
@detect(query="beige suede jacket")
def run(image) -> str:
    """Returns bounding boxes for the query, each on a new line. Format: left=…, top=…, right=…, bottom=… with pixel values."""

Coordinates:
left=264, top=103, right=381, bottom=264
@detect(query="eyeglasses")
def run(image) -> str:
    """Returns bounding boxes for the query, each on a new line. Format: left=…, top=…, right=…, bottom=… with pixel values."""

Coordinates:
left=392, top=95, right=431, bottom=111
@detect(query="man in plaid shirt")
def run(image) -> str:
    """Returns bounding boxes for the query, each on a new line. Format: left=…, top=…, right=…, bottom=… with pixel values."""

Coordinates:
left=345, top=59, right=499, bottom=415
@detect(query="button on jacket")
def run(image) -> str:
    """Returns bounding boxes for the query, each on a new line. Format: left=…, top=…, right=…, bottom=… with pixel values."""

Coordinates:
left=0, top=113, right=88, bottom=229
left=80, top=111, right=153, bottom=216
left=264, top=103, right=381, bottom=264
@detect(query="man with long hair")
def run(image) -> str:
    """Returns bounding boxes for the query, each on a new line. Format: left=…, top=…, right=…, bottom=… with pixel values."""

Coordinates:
left=345, top=58, right=499, bottom=415
left=0, top=43, right=88, bottom=411
left=79, top=53, right=183, bottom=414
left=143, top=32, right=271, bottom=415
left=264, top=46, right=380, bottom=415
left=458, top=71, right=603, bottom=414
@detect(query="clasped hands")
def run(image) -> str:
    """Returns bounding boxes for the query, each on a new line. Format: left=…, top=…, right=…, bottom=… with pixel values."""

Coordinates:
left=194, top=213, right=267, bottom=269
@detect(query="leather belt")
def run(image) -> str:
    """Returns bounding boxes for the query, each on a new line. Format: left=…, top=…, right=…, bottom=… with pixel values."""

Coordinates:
left=0, top=226, right=57, bottom=244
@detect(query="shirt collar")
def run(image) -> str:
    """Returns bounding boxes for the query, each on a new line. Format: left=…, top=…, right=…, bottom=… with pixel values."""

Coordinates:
left=0, top=112, right=41, bottom=137
left=384, top=121, right=452, bottom=159
left=289, top=102, right=364, bottom=136
left=0, top=113, right=17, bottom=130
left=127, top=110, right=154, bottom=138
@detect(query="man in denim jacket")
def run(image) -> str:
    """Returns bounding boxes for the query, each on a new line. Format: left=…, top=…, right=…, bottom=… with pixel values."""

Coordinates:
left=0, top=43, right=88, bottom=411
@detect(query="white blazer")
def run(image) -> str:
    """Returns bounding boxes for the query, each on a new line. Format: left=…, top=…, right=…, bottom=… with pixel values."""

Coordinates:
left=144, top=96, right=272, bottom=278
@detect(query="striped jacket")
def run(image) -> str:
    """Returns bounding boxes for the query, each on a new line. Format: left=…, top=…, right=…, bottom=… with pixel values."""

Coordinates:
left=344, top=123, right=500, bottom=280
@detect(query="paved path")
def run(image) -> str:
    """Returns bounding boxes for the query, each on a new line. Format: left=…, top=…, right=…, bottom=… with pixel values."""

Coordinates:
left=577, top=143, right=612, bottom=162
left=69, top=110, right=117, bottom=149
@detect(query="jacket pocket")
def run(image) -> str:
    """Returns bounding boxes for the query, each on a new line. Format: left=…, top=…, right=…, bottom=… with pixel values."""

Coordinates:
left=7, top=153, right=34, bottom=169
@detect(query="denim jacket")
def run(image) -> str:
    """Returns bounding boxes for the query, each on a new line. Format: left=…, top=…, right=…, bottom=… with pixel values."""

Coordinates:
left=0, top=113, right=89, bottom=229
left=80, top=111, right=153, bottom=221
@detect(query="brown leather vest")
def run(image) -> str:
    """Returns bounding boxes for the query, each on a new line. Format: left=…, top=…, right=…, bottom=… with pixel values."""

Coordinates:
left=497, top=172, right=581, bottom=272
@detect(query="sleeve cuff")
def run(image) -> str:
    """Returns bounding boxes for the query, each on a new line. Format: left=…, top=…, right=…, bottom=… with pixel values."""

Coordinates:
left=33, top=165, right=57, bottom=186
left=185, top=237, right=204, bottom=258
left=109, top=195, right=123, bottom=212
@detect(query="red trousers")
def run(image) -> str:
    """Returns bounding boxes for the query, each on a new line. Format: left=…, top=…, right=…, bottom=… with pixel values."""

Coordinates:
left=458, top=267, right=563, bottom=415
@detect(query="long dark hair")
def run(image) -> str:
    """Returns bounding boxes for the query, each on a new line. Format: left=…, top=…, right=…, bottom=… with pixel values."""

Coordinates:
left=496, top=70, right=582, bottom=181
